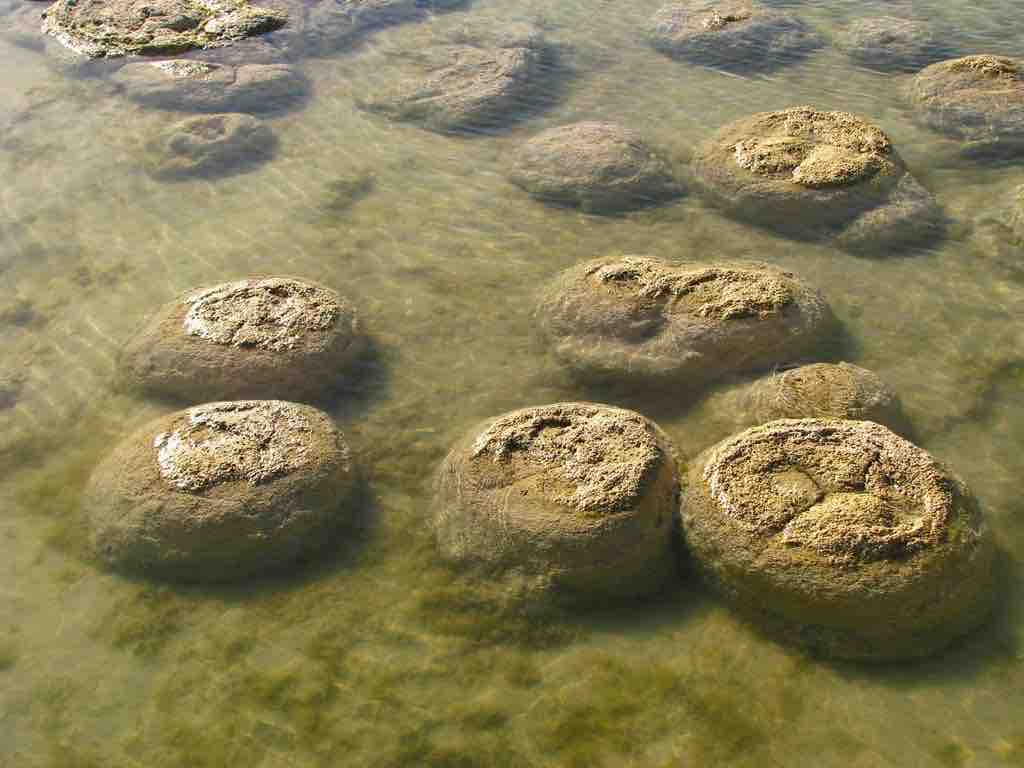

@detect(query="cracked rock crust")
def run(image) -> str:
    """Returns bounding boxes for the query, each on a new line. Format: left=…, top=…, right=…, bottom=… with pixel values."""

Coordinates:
left=432, top=403, right=680, bottom=602
left=536, top=256, right=833, bottom=385
left=42, top=0, right=288, bottom=59
left=909, top=55, right=1024, bottom=158
left=120, top=276, right=365, bottom=402
left=693, top=106, right=943, bottom=250
left=682, top=419, right=996, bottom=660
left=647, top=0, right=822, bottom=72
left=85, top=400, right=355, bottom=582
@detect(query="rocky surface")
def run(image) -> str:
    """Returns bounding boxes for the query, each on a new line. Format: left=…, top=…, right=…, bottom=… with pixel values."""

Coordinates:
left=536, top=256, right=834, bottom=386
left=120, top=276, right=365, bottom=402
left=835, top=16, right=953, bottom=73
left=692, top=106, right=945, bottom=252
left=681, top=418, right=996, bottom=660
left=145, top=112, right=277, bottom=179
left=508, top=121, right=684, bottom=213
left=432, top=402, right=680, bottom=603
left=85, top=400, right=357, bottom=582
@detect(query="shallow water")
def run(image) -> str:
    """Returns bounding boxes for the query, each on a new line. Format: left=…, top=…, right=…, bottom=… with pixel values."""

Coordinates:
left=2, top=0, right=1024, bottom=765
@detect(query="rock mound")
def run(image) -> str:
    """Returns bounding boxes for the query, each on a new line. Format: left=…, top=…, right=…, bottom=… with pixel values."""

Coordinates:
left=120, top=276, right=365, bottom=402
left=536, top=256, right=834, bottom=385
left=692, top=106, right=944, bottom=252
left=909, top=55, right=1024, bottom=159
left=432, top=403, right=680, bottom=603
left=113, top=60, right=308, bottom=113
left=647, top=0, right=822, bottom=72
left=835, top=16, right=953, bottom=73
left=681, top=419, right=996, bottom=660
left=145, top=112, right=277, bottom=180
left=85, top=400, right=356, bottom=582
left=509, top=121, right=684, bottom=213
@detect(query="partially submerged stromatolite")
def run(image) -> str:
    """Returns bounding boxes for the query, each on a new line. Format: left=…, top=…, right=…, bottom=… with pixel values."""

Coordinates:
left=681, top=419, right=996, bottom=660
left=85, top=400, right=356, bottom=582
left=508, top=121, right=684, bottom=213
left=692, top=106, right=944, bottom=252
left=432, top=403, right=680, bottom=603
left=647, top=0, right=822, bottom=72
left=120, top=276, right=365, bottom=402
left=909, top=55, right=1024, bottom=160
left=536, top=256, right=835, bottom=386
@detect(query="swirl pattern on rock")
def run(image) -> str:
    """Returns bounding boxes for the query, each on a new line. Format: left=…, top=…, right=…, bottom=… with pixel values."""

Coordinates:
left=835, top=16, right=953, bottom=73
left=146, top=112, right=277, bottom=180
left=85, top=400, right=356, bottom=582
left=113, top=60, right=308, bottom=113
left=432, top=403, right=680, bottom=602
left=647, top=0, right=822, bottom=72
left=120, top=276, right=365, bottom=402
left=508, top=122, right=684, bottom=213
left=682, top=419, right=995, bottom=660
left=359, top=28, right=558, bottom=134
left=42, top=0, right=288, bottom=58
left=536, top=256, right=833, bottom=384
left=692, top=106, right=943, bottom=252
left=909, top=55, right=1024, bottom=158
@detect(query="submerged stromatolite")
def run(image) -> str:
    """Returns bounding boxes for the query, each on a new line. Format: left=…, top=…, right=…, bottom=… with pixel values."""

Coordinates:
left=145, top=112, right=278, bottom=180
left=85, top=400, right=357, bottom=582
left=120, top=276, right=365, bottom=402
left=681, top=418, right=996, bottom=660
left=432, top=402, right=680, bottom=603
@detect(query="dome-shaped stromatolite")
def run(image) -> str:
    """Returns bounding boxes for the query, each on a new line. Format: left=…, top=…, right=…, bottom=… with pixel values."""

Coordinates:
left=909, top=55, right=1024, bottom=159
left=359, top=27, right=558, bottom=134
left=692, top=106, right=944, bottom=252
left=835, top=17, right=953, bottom=73
left=681, top=419, right=996, bottom=660
left=508, top=122, right=685, bottom=213
left=536, top=256, right=834, bottom=385
left=305, top=0, right=463, bottom=55
left=120, top=276, right=365, bottom=402
left=85, top=400, right=356, bottom=582
left=647, top=1, right=822, bottom=72
left=146, top=112, right=277, bottom=180
left=113, top=60, right=308, bottom=114
left=432, top=403, right=680, bottom=603
left=41, top=0, right=287, bottom=59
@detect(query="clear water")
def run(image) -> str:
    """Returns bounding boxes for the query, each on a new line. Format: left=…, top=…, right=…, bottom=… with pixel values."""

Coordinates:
left=2, top=0, right=1024, bottom=765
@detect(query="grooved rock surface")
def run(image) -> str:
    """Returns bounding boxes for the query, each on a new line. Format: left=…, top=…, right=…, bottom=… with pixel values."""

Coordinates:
left=42, top=0, right=288, bottom=58
left=120, top=276, right=365, bottom=402
left=113, top=59, right=308, bottom=113
left=508, top=122, right=684, bottom=213
left=432, top=403, right=680, bottom=603
left=647, top=0, right=822, bottom=72
left=835, top=16, right=953, bottom=73
left=359, top=27, right=558, bottom=134
left=536, top=256, right=834, bottom=385
left=692, top=106, right=944, bottom=252
left=909, top=55, right=1024, bottom=159
left=145, top=112, right=277, bottom=180
left=681, top=419, right=996, bottom=660
left=85, top=400, right=356, bottom=582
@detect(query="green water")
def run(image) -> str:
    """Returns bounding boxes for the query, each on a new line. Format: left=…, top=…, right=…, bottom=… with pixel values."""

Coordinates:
left=2, top=0, right=1024, bottom=765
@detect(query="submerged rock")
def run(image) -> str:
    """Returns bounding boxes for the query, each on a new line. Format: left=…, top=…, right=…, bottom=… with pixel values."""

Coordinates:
left=909, top=55, right=1024, bottom=160
left=970, top=184, right=1024, bottom=279
left=145, top=112, right=277, bottom=180
left=432, top=402, right=680, bottom=603
left=536, top=256, right=834, bottom=386
left=359, top=27, right=559, bottom=134
left=304, top=0, right=465, bottom=55
left=113, top=59, right=309, bottom=113
left=508, top=121, right=684, bottom=213
left=691, top=106, right=944, bottom=252
left=681, top=419, right=996, bottom=660
left=647, top=0, right=822, bottom=72
left=85, top=400, right=356, bottom=582
left=703, top=362, right=909, bottom=434
left=120, top=276, right=365, bottom=402
left=835, top=16, right=953, bottom=73
left=42, top=0, right=288, bottom=59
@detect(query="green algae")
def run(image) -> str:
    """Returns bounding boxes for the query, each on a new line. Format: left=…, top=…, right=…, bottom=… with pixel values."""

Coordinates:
left=92, top=586, right=187, bottom=658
